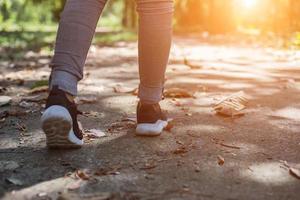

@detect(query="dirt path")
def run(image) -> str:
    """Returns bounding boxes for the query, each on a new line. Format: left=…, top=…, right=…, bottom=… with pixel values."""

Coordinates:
left=0, top=37, right=300, bottom=200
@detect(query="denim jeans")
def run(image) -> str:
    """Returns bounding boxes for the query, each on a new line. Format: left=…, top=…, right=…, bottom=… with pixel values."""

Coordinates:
left=50, top=0, right=173, bottom=103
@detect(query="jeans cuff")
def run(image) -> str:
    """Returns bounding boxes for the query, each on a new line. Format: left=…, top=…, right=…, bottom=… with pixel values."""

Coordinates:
left=138, top=84, right=163, bottom=103
left=49, top=70, right=78, bottom=96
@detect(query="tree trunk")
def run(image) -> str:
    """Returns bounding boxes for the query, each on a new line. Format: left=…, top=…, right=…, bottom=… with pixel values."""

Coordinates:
left=122, top=0, right=137, bottom=29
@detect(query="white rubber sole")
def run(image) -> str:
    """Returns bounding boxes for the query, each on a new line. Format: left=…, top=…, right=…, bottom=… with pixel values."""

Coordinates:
left=41, top=105, right=83, bottom=149
left=135, top=120, right=168, bottom=136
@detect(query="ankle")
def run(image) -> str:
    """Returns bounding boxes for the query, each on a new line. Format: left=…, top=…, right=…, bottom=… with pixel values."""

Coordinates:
left=140, top=100, right=159, bottom=105
left=65, top=93, right=75, bottom=103
left=48, top=86, right=75, bottom=103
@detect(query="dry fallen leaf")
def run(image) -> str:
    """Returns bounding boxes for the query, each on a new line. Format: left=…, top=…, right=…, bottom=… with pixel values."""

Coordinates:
left=0, top=96, right=12, bottom=107
left=184, top=58, right=202, bottom=69
left=19, top=101, right=38, bottom=108
left=164, top=88, right=194, bottom=98
left=75, top=96, right=97, bottom=105
left=94, top=166, right=121, bottom=176
left=289, top=168, right=300, bottom=179
left=132, top=88, right=139, bottom=96
left=75, top=169, right=90, bottom=180
left=217, top=155, right=225, bottom=166
left=286, top=79, right=300, bottom=90
left=82, top=111, right=103, bottom=119
left=164, top=119, right=174, bottom=132
left=195, top=166, right=201, bottom=172
left=279, top=161, right=300, bottom=180
left=113, top=84, right=136, bottom=93
left=37, top=192, right=48, bottom=198
left=1, top=109, right=27, bottom=118
left=173, top=146, right=189, bottom=154
left=85, top=129, right=106, bottom=138
left=29, top=86, right=48, bottom=94
left=16, top=122, right=27, bottom=132
left=140, top=161, right=157, bottom=170
left=5, top=177, right=23, bottom=186
left=220, top=143, right=241, bottom=149
left=176, top=140, right=184, bottom=145
left=121, top=116, right=136, bottom=122
left=213, top=91, right=248, bottom=117
left=109, top=120, right=136, bottom=132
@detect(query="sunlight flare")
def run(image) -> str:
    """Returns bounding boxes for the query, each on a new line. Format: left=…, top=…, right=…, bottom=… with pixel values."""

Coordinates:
left=241, top=162, right=296, bottom=185
left=242, top=0, right=257, bottom=8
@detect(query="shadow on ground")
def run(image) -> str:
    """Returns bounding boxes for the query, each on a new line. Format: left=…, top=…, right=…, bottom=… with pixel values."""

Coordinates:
left=0, top=37, right=300, bottom=200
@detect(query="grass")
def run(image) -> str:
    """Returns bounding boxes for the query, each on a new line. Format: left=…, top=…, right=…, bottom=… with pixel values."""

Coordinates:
left=30, top=80, right=49, bottom=89
left=0, top=27, right=137, bottom=60
left=0, top=30, right=56, bottom=60
left=93, top=31, right=137, bottom=45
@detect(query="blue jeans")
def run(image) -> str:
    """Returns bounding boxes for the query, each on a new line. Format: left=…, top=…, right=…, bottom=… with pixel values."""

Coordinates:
left=50, top=0, right=173, bottom=103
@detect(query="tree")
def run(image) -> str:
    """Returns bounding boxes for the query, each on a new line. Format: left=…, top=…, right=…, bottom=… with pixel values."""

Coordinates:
left=122, top=0, right=137, bottom=29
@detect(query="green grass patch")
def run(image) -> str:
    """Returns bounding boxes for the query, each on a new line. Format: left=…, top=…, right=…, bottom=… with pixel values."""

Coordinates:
left=0, top=30, right=56, bottom=59
left=93, top=31, right=137, bottom=45
left=30, top=80, right=49, bottom=89
left=0, top=29, right=136, bottom=60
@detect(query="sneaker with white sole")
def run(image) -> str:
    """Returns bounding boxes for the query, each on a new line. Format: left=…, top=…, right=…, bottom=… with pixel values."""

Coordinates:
left=41, top=86, right=83, bottom=148
left=135, top=101, right=168, bottom=136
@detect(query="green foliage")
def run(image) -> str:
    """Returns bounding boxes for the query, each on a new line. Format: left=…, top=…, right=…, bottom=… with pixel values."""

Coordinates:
left=1, top=0, right=300, bottom=53
left=30, top=80, right=49, bottom=89
left=0, top=0, right=124, bottom=31
left=0, top=0, right=128, bottom=56
left=0, top=31, right=55, bottom=61
left=0, top=0, right=55, bottom=31
left=1, top=0, right=300, bottom=33
left=93, top=31, right=137, bottom=45
left=99, top=0, right=124, bottom=29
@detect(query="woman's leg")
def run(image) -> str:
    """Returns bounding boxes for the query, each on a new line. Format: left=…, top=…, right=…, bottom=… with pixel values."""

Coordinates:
left=42, top=0, right=108, bottom=148
left=50, top=0, right=108, bottom=96
left=135, top=0, right=174, bottom=136
left=136, top=0, right=174, bottom=103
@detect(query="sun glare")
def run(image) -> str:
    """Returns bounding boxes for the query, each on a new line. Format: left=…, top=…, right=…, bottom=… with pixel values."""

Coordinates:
left=242, top=0, right=257, bottom=8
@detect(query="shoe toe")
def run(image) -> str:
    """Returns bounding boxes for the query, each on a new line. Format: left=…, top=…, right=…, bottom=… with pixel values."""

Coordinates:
left=135, top=120, right=168, bottom=136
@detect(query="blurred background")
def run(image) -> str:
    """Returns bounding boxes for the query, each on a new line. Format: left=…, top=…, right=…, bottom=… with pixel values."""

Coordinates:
left=0, top=0, right=300, bottom=58
left=2, top=2, right=300, bottom=198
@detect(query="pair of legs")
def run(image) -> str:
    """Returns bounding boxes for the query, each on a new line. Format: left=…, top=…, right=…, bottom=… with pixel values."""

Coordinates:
left=50, top=0, right=173, bottom=103
left=42, top=0, right=174, bottom=148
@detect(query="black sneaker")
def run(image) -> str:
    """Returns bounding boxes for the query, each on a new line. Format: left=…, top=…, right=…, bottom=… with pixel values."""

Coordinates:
left=41, top=86, right=83, bottom=148
left=136, top=101, right=168, bottom=136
